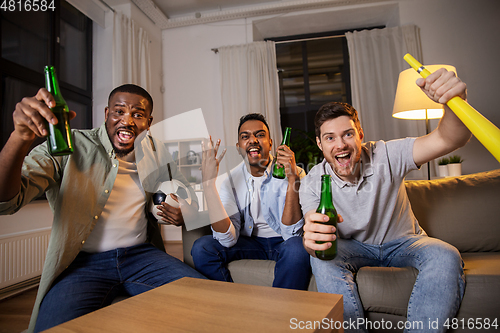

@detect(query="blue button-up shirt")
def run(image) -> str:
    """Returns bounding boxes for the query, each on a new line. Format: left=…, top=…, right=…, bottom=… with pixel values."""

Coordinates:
left=213, top=159, right=305, bottom=247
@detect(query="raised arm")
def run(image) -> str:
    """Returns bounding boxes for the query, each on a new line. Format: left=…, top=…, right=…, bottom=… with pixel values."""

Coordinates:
left=275, top=144, right=303, bottom=226
left=0, top=88, right=70, bottom=202
left=413, top=68, right=472, bottom=167
left=201, top=137, right=232, bottom=233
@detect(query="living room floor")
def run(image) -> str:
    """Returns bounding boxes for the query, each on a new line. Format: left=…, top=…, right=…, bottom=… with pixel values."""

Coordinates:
left=0, top=241, right=183, bottom=333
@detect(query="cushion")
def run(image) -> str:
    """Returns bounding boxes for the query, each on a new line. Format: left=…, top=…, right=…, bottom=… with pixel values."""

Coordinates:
left=457, top=252, right=500, bottom=320
left=228, top=260, right=318, bottom=291
left=405, top=169, right=500, bottom=252
left=355, top=252, right=500, bottom=321
left=357, top=267, right=417, bottom=317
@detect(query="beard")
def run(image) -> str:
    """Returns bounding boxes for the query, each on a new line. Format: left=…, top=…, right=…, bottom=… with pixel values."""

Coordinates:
left=114, top=145, right=134, bottom=157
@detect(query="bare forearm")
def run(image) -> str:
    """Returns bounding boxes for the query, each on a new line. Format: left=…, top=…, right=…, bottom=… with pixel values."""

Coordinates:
left=436, top=106, right=472, bottom=149
left=203, top=183, right=232, bottom=233
left=281, top=178, right=302, bottom=226
left=414, top=107, right=471, bottom=166
left=0, top=132, right=33, bottom=202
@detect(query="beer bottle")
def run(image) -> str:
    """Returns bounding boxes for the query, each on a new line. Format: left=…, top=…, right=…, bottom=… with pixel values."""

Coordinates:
left=272, top=127, right=291, bottom=179
left=315, top=174, right=338, bottom=260
left=44, top=66, right=74, bottom=156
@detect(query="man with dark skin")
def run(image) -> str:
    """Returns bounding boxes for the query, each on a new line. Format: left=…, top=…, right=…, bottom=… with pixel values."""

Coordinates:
left=0, top=84, right=205, bottom=333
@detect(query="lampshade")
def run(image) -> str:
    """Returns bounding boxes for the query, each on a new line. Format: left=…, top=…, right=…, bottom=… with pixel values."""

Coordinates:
left=392, top=65, right=457, bottom=120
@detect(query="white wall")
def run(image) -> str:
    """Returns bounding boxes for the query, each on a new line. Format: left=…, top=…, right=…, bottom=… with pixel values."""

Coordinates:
left=93, top=3, right=164, bottom=127
left=161, top=0, right=500, bottom=176
left=162, top=19, right=250, bottom=143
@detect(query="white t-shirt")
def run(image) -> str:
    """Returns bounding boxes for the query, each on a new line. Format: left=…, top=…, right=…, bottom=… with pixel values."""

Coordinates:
left=82, top=151, right=148, bottom=253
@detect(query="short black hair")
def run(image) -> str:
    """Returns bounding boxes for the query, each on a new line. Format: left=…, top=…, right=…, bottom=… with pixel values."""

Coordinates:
left=108, top=84, right=153, bottom=114
left=237, top=113, right=270, bottom=135
left=314, top=102, right=361, bottom=138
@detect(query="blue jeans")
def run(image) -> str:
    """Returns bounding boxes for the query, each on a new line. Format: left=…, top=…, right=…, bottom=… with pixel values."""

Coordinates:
left=312, top=235, right=465, bottom=333
left=191, top=235, right=311, bottom=290
left=35, top=243, right=206, bottom=332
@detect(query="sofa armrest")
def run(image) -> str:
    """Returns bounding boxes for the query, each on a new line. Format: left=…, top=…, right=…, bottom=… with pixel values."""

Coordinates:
left=182, top=211, right=212, bottom=268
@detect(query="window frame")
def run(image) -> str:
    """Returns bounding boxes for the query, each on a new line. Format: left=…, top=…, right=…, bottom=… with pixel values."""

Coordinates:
left=0, top=0, right=93, bottom=149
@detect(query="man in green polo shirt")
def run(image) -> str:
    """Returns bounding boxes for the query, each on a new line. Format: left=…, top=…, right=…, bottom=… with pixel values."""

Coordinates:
left=0, top=84, right=205, bottom=333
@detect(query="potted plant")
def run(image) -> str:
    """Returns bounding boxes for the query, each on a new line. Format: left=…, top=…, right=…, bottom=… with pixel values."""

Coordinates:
left=437, top=157, right=450, bottom=178
left=288, top=129, right=323, bottom=173
left=447, top=154, right=463, bottom=177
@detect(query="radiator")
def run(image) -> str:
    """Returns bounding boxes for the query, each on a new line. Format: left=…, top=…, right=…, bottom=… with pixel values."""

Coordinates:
left=0, top=229, right=51, bottom=290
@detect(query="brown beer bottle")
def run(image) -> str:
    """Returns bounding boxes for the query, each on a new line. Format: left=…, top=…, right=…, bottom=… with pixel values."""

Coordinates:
left=315, top=174, right=338, bottom=260
left=44, top=66, right=74, bottom=155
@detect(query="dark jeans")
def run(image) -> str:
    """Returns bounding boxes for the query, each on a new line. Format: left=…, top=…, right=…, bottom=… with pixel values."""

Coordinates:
left=191, top=235, right=311, bottom=290
left=35, top=243, right=206, bottom=332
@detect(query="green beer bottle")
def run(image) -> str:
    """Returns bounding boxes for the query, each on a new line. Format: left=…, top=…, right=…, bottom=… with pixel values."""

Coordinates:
left=44, top=66, right=74, bottom=156
left=315, top=174, right=338, bottom=260
left=272, top=127, right=291, bottom=179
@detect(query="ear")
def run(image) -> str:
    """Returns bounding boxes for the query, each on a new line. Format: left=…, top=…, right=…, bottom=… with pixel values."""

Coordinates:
left=104, top=106, right=109, bottom=121
left=358, top=128, right=364, bottom=141
left=236, top=142, right=244, bottom=157
left=269, top=138, right=272, bottom=149
left=148, top=116, right=153, bottom=128
left=316, top=136, right=323, bottom=151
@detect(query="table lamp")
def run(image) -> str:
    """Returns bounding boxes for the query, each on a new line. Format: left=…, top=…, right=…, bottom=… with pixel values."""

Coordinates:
left=392, top=65, right=457, bottom=179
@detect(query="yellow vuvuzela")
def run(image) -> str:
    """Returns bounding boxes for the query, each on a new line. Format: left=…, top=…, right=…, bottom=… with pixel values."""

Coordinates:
left=404, top=53, right=500, bottom=164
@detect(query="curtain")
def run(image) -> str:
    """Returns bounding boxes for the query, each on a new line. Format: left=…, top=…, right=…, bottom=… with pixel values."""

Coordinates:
left=112, top=11, right=151, bottom=91
left=346, top=24, right=427, bottom=179
left=219, top=41, right=281, bottom=154
left=346, top=25, right=425, bottom=142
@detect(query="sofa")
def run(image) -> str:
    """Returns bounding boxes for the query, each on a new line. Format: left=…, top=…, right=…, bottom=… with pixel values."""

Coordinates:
left=182, top=169, right=500, bottom=332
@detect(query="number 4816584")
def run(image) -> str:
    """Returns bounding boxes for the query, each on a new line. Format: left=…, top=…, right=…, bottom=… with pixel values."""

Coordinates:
left=0, top=0, right=56, bottom=11
left=444, top=318, right=498, bottom=330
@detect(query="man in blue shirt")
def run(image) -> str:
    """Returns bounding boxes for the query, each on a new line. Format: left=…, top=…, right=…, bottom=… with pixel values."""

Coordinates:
left=192, top=113, right=311, bottom=289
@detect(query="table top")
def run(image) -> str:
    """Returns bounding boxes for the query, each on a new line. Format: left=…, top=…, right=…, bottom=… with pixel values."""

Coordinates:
left=45, top=277, right=343, bottom=333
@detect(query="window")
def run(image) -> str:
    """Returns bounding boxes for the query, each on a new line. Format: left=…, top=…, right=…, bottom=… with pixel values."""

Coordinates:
left=268, top=27, right=382, bottom=171
left=0, top=0, right=92, bottom=151
left=268, top=31, right=351, bottom=170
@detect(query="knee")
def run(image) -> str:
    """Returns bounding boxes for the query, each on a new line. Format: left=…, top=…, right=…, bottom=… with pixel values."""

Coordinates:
left=421, top=239, right=462, bottom=272
left=191, top=235, right=220, bottom=263
left=281, top=236, right=309, bottom=263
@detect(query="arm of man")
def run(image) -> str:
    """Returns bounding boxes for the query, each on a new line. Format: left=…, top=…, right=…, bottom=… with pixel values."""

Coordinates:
left=0, top=88, right=74, bottom=202
left=201, top=138, right=233, bottom=234
left=413, top=68, right=472, bottom=166
left=275, top=145, right=303, bottom=226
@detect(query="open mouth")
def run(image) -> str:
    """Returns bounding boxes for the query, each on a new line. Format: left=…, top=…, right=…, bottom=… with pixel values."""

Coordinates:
left=247, top=146, right=261, bottom=158
left=116, top=129, right=135, bottom=144
left=335, top=152, right=351, bottom=167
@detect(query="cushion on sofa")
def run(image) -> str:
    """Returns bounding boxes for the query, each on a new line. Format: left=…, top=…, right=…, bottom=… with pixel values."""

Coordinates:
left=405, top=169, right=500, bottom=252
left=458, top=252, right=500, bottom=320
left=356, top=267, right=417, bottom=317
left=352, top=252, right=500, bottom=322
left=228, top=259, right=318, bottom=291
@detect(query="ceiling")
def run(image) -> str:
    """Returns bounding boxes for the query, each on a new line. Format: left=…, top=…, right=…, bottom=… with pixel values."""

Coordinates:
left=103, top=0, right=388, bottom=29
left=153, top=0, right=286, bottom=19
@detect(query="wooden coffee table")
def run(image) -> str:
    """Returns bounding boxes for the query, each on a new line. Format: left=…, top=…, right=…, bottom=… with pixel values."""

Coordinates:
left=45, top=277, right=343, bottom=332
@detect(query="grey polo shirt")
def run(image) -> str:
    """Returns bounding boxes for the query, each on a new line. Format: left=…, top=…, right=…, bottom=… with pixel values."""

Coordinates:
left=299, top=138, right=425, bottom=245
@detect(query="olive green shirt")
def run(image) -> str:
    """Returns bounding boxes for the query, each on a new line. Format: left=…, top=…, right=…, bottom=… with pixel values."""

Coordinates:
left=0, top=123, right=192, bottom=332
